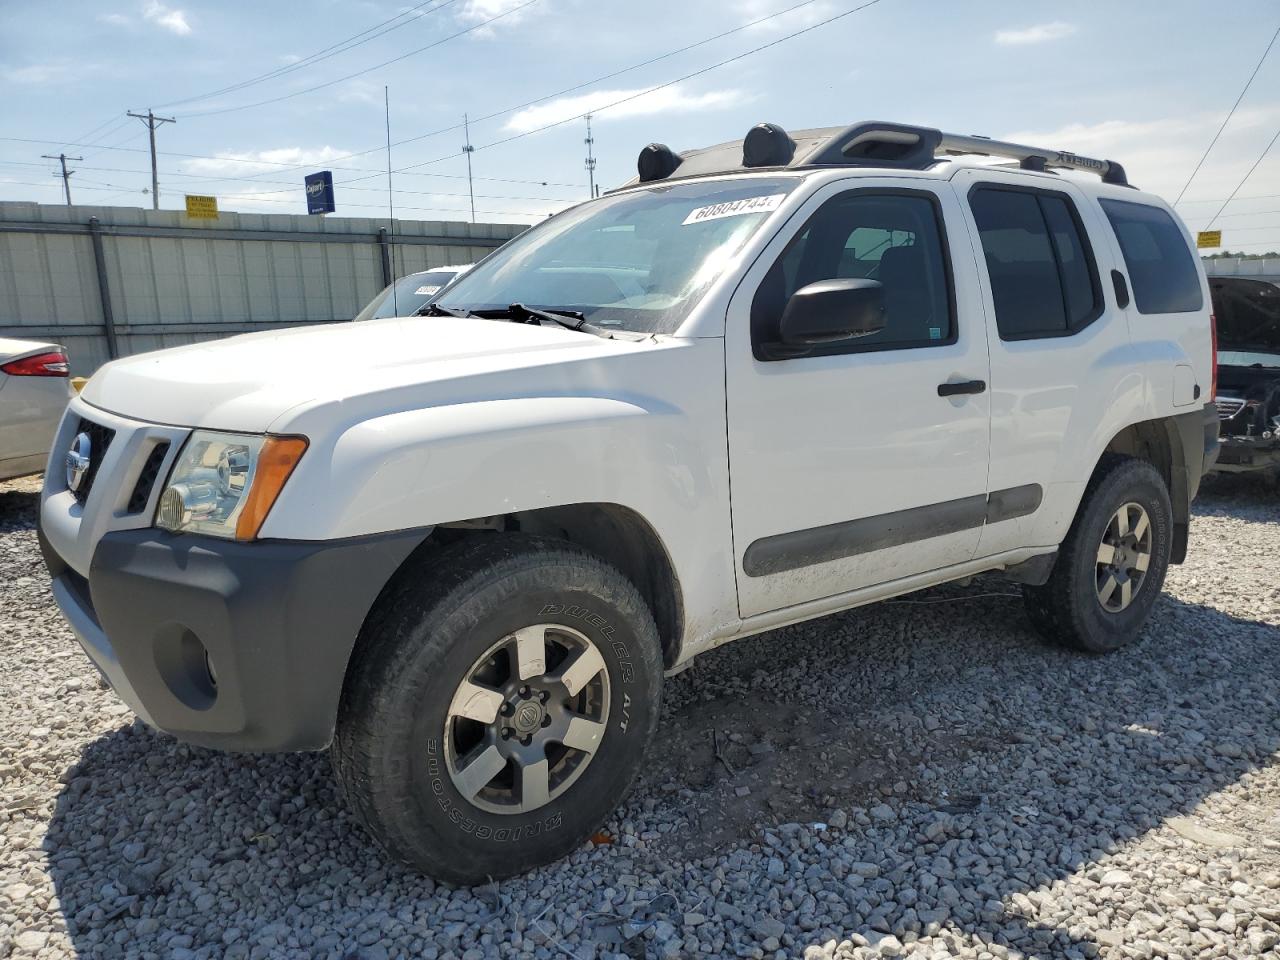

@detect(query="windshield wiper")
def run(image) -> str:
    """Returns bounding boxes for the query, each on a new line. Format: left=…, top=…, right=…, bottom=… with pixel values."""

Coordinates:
left=487, top=302, right=618, bottom=339
left=417, top=302, right=471, bottom=318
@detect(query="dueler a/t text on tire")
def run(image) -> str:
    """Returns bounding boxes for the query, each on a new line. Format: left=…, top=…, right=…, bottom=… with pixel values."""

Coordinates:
left=332, top=536, right=663, bottom=884
left=1022, top=455, right=1173, bottom=653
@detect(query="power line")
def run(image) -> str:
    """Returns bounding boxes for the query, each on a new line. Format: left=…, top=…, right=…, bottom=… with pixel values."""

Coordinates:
left=69, top=114, right=128, bottom=147
left=155, top=0, right=454, bottom=109
left=1173, top=23, right=1280, bottom=205
left=0, top=136, right=581, bottom=186
left=1205, top=124, right=1280, bottom=230
left=0, top=177, right=557, bottom=218
left=382, top=0, right=888, bottom=182
left=1176, top=192, right=1280, bottom=206
left=238, top=0, right=833, bottom=184
left=1, top=0, right=869, bottom=204
left=0, top=160, right=575, bottom=196
left=175, top=0, right=539, bottom=118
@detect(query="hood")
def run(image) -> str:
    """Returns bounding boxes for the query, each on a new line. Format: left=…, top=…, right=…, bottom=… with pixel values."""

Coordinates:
left=82, top=317, right=639, bottom=432
left=1210, top=278, right=1280, bottom=353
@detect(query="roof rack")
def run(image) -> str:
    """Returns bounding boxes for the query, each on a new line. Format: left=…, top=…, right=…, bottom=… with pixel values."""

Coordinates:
left=629, top=121, right=1130, bottom=188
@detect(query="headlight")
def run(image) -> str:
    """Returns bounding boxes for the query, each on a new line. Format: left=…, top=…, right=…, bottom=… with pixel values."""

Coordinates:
left=156, top=431, right=307, bottom=540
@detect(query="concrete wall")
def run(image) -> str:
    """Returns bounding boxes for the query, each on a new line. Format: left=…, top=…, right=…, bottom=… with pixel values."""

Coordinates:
left=0, top=202, right=527, bottom=374
left=1202, top=257, right=1280, bottom=284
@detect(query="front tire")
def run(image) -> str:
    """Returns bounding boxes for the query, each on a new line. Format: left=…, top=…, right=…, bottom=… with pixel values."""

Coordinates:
left=1022, top=455, right=1173, bottom=653
left=333, top=536, right=663, bottom=884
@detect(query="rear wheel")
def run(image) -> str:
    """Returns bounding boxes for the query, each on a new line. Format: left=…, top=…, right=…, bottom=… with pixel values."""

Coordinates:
left=333, top=536, right=663, bottom=883
left=1022, top=455, right=1172, bottom=653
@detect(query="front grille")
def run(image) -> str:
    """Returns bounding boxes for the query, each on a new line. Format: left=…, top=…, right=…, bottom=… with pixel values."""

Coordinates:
left=126, top=442, right=170, bottom=514
left=1216, top=396, right=1247, bottom=421
left=71, top=418, right=115, bottom=505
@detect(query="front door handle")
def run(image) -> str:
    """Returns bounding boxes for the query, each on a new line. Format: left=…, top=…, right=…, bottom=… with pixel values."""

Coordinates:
left=937, top=379, right=987, bottom=397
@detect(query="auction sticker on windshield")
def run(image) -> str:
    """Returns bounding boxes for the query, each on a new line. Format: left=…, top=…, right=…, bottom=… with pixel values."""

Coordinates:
left=682, top=193, right=786, bottom=225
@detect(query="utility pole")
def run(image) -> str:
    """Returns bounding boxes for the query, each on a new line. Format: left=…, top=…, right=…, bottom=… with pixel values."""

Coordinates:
left=461, top=114, right=476, bottom=223
left=42, top=153, right=82, bottom=206
left=584, top=113, right=597, bottom=199
left=127, top=109, right=176, bottom=210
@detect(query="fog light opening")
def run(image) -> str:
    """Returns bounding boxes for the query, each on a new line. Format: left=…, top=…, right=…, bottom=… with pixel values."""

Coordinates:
left=153, top=626, right=218, bottom=711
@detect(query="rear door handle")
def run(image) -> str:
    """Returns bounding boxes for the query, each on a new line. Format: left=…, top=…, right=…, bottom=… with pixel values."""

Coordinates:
left=937, top=379, right=987, bottom=397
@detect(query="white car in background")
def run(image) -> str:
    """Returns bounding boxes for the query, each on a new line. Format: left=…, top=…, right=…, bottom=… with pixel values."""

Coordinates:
left=354, top=265, right=474, bottom=321
left=0, top=337, right=73, bottom=481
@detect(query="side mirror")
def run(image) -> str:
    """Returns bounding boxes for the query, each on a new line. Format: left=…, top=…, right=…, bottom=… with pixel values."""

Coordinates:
left=774, top=278, right=886, bottom=356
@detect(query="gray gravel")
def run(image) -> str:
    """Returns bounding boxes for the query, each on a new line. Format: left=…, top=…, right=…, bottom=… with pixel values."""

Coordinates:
left=2, top=471, right=1279, bottom=960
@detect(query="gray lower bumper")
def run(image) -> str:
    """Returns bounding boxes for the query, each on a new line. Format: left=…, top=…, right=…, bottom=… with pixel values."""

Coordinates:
left=41, top=524, right=428, bottom=752
left=49, top=574, right=156, bottom=727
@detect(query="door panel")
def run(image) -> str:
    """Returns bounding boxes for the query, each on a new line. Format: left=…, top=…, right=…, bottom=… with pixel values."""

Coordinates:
left=726, top=179, right=992, bottom=619
left=952, top=170, right=1133, bottom=558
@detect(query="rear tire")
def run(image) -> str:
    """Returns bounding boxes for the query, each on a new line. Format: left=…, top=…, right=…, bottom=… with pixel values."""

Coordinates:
left=1022, top=455, right=1172, bottom=653
left=332, top=535, right=663, bottom=884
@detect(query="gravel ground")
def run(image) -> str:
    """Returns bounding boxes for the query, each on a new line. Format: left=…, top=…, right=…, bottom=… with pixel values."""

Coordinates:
left=2, top=471, right=1278, bottom=960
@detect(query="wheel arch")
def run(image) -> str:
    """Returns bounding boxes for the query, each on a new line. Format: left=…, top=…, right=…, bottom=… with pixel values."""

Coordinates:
left=1100, top=416, right=1190, bottom=563
left=350, top=502, right=685, bottom=680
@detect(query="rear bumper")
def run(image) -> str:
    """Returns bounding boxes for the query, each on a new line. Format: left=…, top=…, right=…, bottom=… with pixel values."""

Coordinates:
left=40, top=524, right=426, bottom=751
left=1177, top=400, right=1220, bottom=495
left=1166, top=402, right=1219, bottom=564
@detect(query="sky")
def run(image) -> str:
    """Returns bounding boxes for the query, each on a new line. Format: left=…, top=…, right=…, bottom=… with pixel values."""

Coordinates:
left=2, top=0, right=1279, bottom=253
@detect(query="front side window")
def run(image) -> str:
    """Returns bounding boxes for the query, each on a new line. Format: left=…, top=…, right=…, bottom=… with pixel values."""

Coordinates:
left=969, top=186, right=1102, bottom=340
left=437, top=177, right=801, bottom=335
left=751, top=191, right=953, bottom=358
left=1100, top=199, right=1204, bottom=314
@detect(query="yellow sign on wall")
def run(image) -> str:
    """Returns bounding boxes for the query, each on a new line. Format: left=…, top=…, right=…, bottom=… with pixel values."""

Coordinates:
left=185, top=195, right=219, bottom=219
left=1196, top=230, right=1222, bottom=249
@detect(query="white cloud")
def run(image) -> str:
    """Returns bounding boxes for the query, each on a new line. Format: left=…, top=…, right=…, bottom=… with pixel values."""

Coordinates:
left=97, top=12, right=131, bottom=26
left=1001, top=104, right=1280, bottom=217
left=336, top=79, right=383, bottom=106
left=5, top=63, right=75, bottom=85
left=456, top=0, right=531, bottom=21
left=182, top=146, right=352, bottom=176
left=505, top=86, right=745, bottom=134
left=142, top=1, right=192, bottom=35
left=994, top=21, right=1076, bottom=46
left=735, top=0, right=837, bottom=32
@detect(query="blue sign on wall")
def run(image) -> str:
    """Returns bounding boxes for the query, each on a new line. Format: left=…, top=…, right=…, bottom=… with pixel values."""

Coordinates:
left=305, top=171, right=335, bottom=215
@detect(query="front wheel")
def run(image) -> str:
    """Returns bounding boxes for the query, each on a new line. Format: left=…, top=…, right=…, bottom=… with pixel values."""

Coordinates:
left=333, top=536, right=664, bottom=883
left=1022, top=455, right=1173, bottom=653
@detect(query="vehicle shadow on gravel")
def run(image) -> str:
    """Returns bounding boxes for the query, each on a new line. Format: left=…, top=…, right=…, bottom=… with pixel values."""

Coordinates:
left=42, top=576, right=1280, bottom=959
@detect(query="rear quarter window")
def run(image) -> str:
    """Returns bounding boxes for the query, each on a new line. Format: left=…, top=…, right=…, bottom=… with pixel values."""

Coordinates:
left=1099, top=199, right=1204, bottom=314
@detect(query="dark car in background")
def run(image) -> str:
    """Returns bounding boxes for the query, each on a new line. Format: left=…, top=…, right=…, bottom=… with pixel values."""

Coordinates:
left=1211, top=277, right=1280, bottom=478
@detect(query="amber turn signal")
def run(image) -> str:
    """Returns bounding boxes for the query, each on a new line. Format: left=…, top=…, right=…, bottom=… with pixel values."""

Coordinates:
left=235, top=436, right=308, bottom=540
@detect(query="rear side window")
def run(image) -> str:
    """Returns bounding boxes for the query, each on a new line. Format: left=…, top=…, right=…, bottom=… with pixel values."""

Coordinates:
left=1099, top=199, right=1204, bottom=314
left=969, top=187, right=1102, bottom=340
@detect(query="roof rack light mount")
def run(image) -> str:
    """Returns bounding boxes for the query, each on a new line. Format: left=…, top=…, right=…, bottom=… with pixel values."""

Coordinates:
left=632, top=120, right=1130, bottom=187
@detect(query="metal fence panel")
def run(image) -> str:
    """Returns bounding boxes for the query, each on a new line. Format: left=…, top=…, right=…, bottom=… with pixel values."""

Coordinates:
left=0, top=201, right=525, bottom=374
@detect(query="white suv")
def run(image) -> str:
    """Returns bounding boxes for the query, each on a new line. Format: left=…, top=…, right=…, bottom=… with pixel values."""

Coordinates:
left=39, top=121, right=1218, bottom=883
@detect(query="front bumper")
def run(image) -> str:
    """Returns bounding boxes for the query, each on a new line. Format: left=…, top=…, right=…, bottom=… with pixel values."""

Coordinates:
left=40, top=524, right=426, bottom=751
left=1213, top=435, right=1280, bottom=474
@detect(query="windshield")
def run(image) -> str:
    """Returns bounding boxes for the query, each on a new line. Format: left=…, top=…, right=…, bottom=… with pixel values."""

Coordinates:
left=355, top=270, right=463, bottom=321
left=1220, top=350, right=1280, bottom=369
left=436, top=177, right=801, bottom=334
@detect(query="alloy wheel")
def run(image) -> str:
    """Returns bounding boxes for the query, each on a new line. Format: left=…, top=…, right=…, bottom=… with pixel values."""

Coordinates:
left=443, top=623, right=610, bottom=814
left=1095, top=501, right=1152, bottom=613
